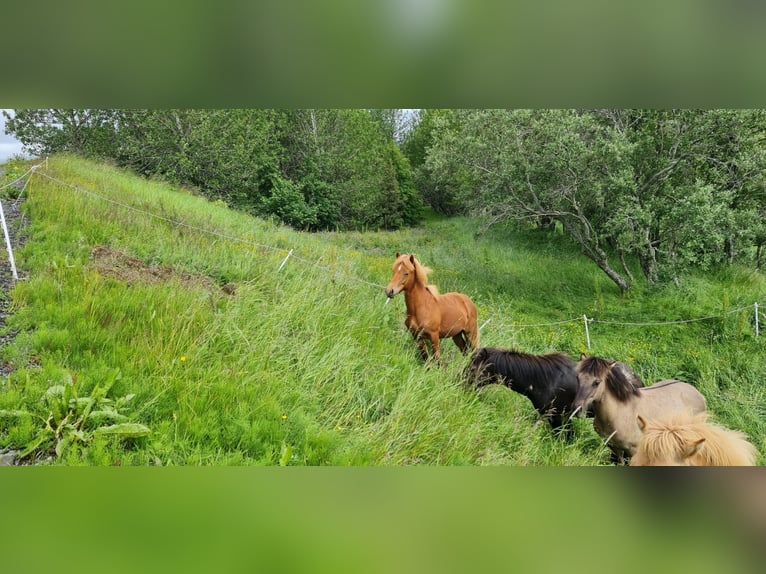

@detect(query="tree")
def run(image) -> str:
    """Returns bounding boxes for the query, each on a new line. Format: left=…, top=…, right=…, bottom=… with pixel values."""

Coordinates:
left=594, top=109, right=766, bottom=284
left=7, top=108, right=421, bottom=231
left=279, top=109, right=420, bottom=230
left=3, top=109, right=119, bottom=157
left=424, top=109, right=766, bottom=290
left=427, top=109, right=635, bottom=291
left=401, top=109, right=464, bottom=215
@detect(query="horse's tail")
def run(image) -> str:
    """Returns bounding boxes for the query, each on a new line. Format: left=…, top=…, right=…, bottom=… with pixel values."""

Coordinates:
left=465, top=296, right=479, bottom=349
left=468, top=323, right=479, bottom=349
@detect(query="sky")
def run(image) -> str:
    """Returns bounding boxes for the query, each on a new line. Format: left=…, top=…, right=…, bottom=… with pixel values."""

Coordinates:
left=0, top=110, right=27, bottom=164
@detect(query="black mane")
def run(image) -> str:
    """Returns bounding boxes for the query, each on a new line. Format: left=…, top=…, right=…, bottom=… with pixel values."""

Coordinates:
left=475, top=348, right=576, bottom=386
left=465, top=347, right=579, bottom=432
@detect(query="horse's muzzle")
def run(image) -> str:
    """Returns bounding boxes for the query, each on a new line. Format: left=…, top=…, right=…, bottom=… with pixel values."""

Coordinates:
left=385, top=287, right=397, bottom=298
left=570, top=404, right=586, bottom=419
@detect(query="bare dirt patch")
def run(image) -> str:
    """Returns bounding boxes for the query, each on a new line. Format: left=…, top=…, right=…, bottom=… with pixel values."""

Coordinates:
left=89, top=245, right=236, bottom=295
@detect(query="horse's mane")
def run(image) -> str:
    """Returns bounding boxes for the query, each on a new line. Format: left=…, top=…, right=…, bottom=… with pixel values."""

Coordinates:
left=403, top=255, right=440, bottom=296
left=409, top=255, right=433, bottom=288
left=638, top=412, right=758, bottom=466
left=579, top=356, right=641, bottom=402
left=478, top=348, right=576, bottom=384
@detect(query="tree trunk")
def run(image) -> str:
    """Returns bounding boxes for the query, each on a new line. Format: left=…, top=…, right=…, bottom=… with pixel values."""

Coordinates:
left=560, top=218, right=631, bottom=293
left=639, top=227, right=659, bottom=284
left=619, top=250, right=635, bottom=284
left=592, top=255, right=631, bottom=293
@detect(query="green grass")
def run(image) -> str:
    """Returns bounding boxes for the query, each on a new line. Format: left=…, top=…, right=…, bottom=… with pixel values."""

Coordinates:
left=1, top=154, right=764, bottom=465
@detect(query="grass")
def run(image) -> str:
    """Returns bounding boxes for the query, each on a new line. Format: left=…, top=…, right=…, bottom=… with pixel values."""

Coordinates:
left=1, top=154, right=765, bottom=465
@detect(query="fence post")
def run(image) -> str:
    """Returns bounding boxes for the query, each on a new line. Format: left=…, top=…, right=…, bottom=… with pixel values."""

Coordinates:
left=755, top=302, right=760, bottom=337
left=583, top=314, right=591, bottom=349
left=0, top=198, right=19, bottom=281
left=277, top=249, right=293, bottom=272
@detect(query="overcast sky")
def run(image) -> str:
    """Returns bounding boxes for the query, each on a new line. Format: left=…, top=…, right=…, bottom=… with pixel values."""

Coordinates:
left=1, top=110, right=27, bottom=164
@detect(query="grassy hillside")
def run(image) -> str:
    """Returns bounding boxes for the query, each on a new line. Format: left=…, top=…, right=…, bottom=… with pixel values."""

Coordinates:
left=1, top=154, right=764, bottom=465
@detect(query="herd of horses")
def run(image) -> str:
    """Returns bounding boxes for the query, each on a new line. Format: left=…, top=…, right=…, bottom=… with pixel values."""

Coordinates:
left=385, top=253, right=760, bottom=466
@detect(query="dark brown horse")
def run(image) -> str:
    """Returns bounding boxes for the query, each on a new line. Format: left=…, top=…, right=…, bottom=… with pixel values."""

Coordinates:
left=465, top=347, right=579, bottom=434
left=385, top=253, right=478, bottom=363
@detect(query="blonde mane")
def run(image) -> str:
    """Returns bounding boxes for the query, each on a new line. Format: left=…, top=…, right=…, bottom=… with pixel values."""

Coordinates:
left=409, top=255, right=431, bottom=285
left=635, top=412, right=758, bottom=466
left=409, top=256, right=439, bottom=296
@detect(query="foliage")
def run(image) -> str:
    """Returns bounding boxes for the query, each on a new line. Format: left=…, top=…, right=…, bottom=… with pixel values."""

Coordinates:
left=1, top=155, right=764, bottom=467
left=401, top=109, right=465, bottom=215
left=0, top=367, right=149, bottom=462
left=2, top=109, right=120, bottom=158
left=426, top=109, right=636, bottom=290
left=4, top=109, right=420, bottom=232
left=423, top=109, right=766, bottom=290
left=0, top=157, right=29, bottom=200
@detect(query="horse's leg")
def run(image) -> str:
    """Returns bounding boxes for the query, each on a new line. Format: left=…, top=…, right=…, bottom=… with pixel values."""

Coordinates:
left=408, top=326, right=430, bottom=362
left=429, top=332, right=441, bottom=365
left=414, top=335, right=430, bottom=362
left=466, top=323, right=479, bottom=351
left=609, top=449, right=628, bottom=465
left=452, top=332, right=468, bottom=355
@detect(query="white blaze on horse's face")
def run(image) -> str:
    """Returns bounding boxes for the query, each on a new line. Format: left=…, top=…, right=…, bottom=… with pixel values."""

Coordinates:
left=385, top=257, right=413, bottom=298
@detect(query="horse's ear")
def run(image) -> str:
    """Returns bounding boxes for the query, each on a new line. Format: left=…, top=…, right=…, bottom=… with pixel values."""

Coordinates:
left=579, top=353, right=588, bottom=360
left=395, top=251, right=400, bottom=258
left=636, top=415, right=647, bottom=431
left=409, top=254, right=416, bottom=265
left=684, top=438, right=706, bottom=459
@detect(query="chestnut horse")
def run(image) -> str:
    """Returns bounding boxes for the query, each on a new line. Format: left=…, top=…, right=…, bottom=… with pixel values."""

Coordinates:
left=630, top=412, right=758, bottom=466
left=385, top=253, right=478, bottom=363
left=573, top=355, right=707, bottom=464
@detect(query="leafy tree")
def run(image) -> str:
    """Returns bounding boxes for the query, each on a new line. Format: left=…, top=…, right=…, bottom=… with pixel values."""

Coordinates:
left=7, top=108, right=421, bottom=231
left=401, top=109, right=464, bottom=215
left=3, top=109, right=119, bottom=157
left=115, top=109, right=287, bottom=210
left=594, top=109, right=766, bottom=284
left=427, top=109, right=635, bottom=291
left=425, top=108, right=766, bottom=291
left=280, top=109, right=420, bottom=230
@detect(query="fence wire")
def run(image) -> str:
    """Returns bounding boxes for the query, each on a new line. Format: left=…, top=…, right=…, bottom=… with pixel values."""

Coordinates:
left=3, top=163, right=763, bottom=345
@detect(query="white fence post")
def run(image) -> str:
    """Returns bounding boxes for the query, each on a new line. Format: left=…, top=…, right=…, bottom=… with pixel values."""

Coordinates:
left=583, top=314, right=591, bottom=349
left=277, top=249, right=293, bottom=272
left=0, top=198, right=18, bottom=281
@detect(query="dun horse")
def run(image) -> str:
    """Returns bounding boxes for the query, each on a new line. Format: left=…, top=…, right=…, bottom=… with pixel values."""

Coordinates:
left=385, top=253, right=478, bottom=363
left=630, top=412, right=758, bottom=466
left=464, top=347, right=579, bottom=433
left=573, top=355, right=707, bottom=463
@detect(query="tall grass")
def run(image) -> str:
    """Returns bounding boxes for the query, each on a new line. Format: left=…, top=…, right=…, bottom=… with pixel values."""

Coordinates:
left=1, top=155, right=764, bottom=465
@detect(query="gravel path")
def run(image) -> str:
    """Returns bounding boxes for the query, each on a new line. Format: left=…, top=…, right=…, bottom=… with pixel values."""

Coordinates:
left=0, top=171, right=28, bottom=376
left=0, top=170, right=29, bottom=464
